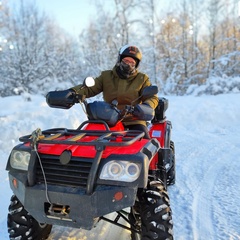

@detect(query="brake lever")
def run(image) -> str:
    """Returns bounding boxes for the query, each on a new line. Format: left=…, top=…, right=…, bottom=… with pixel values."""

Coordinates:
left=118, top=105, right=134, bottom=121
left=125, top=105, right=134, bottom=114
left=75, top=94, right=86, bottom=103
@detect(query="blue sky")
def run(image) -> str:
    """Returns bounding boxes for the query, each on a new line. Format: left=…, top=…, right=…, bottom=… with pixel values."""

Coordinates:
left=8, top=0, right=174, bottom=37
left=37, top=0, right=97, bottom=35
left=10, top=0, right=97, bottom=36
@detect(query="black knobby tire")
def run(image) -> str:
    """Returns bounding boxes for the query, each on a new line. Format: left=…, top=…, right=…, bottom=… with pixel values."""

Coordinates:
left=130, top=180, right=173, bottom=240
left=167, top=141, right=176, bottom=185
left=7, top=195, right=52, bottom=240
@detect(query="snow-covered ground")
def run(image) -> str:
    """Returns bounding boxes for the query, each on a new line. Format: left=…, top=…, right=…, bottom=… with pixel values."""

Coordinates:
left=1, top=93, right=240, bottom=239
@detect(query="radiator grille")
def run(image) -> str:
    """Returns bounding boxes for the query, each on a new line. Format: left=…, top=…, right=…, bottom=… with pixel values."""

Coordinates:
left=36, top=154, right=93, bottom=188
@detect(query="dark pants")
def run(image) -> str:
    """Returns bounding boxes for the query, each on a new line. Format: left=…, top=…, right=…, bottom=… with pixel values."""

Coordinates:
left=126, top=124, right=150, bottom=139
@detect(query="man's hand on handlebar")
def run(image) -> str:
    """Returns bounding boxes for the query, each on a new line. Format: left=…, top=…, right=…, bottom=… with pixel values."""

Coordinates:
left=132, top=103, right=154, bottom=121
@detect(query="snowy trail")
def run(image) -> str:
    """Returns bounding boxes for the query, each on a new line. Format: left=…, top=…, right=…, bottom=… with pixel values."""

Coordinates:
left=191, top=133, right=240, bottom=240
left=171, top=129, right=240, bottom=240
left=191, top=133, right=230, bottom=240
left=1, top=94, right=240, bottom=239
left=167, top=95, right=240, bottom=240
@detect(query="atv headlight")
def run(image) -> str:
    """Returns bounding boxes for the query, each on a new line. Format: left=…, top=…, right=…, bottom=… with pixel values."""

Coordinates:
left=100, top=161, right=141, bottom=182
left=10, top=150, right=31, bottom=171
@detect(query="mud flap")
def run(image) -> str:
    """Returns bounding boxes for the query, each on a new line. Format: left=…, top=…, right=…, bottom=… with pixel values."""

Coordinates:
left=157, top=148, right=172, bottom=188
left=162, top=148, right=172, bottom=171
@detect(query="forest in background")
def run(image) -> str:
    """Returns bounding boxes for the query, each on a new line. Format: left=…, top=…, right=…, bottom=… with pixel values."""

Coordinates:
left=0, top=0, right=240, bottom=97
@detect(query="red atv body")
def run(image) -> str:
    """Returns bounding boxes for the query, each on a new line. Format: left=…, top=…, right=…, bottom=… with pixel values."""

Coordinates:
left=6, top=86, right=175, bottom=239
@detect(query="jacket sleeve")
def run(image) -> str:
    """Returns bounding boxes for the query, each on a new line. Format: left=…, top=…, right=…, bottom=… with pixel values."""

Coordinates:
left=141, top=75, right=159, bottom=109
left=71, top=74, right=104, bottom=98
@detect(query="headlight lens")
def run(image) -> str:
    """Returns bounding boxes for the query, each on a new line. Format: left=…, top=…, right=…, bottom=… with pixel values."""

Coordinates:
left=10, top=150, right=31, bottom=171
left=108, top=162, right=123, bottom=177
left=100, top=161, right=141, bottom=182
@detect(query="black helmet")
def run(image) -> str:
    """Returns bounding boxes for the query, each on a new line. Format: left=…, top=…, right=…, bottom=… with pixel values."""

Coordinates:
left=118, top=45, right=142, bottom=68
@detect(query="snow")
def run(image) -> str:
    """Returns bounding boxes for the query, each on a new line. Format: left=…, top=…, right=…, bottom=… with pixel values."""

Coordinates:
left=1, top=92, right=240, bottom=239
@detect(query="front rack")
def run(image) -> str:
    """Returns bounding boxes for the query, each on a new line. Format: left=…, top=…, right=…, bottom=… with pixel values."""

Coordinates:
left=19, top=127, right=145, bottom=149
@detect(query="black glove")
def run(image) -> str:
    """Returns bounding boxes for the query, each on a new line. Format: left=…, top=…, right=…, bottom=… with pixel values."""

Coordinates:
left=46, top=89, right=77, bottom=109
left=133, top=103, right=155, bottom=121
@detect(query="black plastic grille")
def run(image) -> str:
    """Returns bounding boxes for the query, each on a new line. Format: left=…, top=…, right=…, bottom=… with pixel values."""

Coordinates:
left=36, top=154, right=93, bottom=188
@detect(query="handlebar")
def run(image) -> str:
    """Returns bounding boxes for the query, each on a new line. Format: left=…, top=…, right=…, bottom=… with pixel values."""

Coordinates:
left=46, top=89, right=155, bottom=123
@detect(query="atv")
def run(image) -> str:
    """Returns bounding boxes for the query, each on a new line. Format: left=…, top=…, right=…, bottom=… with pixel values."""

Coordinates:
left=6, top=77, right=175, bottom=240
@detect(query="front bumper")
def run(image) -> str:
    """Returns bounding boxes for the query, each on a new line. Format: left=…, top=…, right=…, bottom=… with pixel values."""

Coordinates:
left=9, top=172, right=137, bottom=229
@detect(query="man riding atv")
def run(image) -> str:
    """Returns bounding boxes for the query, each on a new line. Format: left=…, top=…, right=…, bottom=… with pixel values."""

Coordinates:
left=6, top=44, right=174, bottom=240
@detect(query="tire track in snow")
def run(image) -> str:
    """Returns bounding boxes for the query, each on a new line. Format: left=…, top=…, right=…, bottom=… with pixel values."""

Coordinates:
left=210, top=142, right=240, bottom=240
left=192, top=133, right=240, bottom=240
left=192, top=153, right=219, bottom=240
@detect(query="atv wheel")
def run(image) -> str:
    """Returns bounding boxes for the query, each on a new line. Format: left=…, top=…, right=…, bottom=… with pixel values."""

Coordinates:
left=167, top=141, right=175, bottom=185
left=7, top=195, right=52, bottom=240
left=130, top=180, right=173, bottom=240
